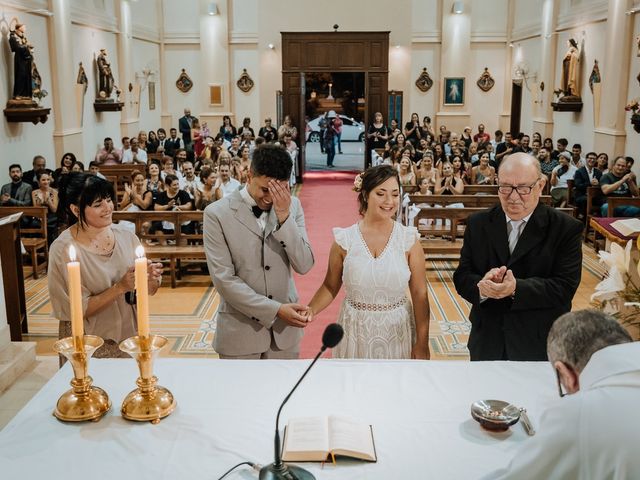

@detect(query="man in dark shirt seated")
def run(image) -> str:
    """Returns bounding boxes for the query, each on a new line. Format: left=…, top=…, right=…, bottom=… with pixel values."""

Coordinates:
left=1, top=164, right=32, bottom=206
left=600, top=155, right=639, bottom=217
left=22, top=155, right=53, bottom=189
left=573, top=151, right=603, bottom=217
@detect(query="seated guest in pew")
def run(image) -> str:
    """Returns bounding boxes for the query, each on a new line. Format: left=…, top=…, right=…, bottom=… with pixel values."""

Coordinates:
left=52, top=152, right=77, bottom=187
left=307, top=165, right=430, bottom=359
left=88, top=161, right=106, bottom=179
left=549, top=151, right=577, bottom=207
left=417, top=176, right=431, bottom=196
left=217, top=160, right=241, bottom=197
left=121, top=137, right=148, bottom=165
left=31, top=171, right=59, bottom=245
left=94, top=137, right=121, bottom=166
left=453, top=153, right=583, bottom=361
left=120, top=171, right=153, bottom=211
left=596, top=152, right=609, bottom=174
left=600, top=155, right=640, bottom=217
left=203, top=144, right=314, bottom=359
left=470, top=152, right=495, bottom=185
left=71, top=161, right=85, bottom=173
left=23, top=155, right=53, bottom=190
left=537, top=146, right=558, bottom=180
left=451, top=156, right=469, bottom=184
left=398, top=155, right=417, bottom=187
left=484, top=309, right=639, bottom=480
left=49, top=173, right=162, bottom=362
left=153, top=173, right=195, bottom=235
left=434, top=161, right=464, bottom=195
left=196, top=167, right=222, bottom=210
left=161, top=155, right=184, bottom=186
left=573, top=151, right=603, bottom=217
left=1, top=163, right=32, bottom=207
left=145, top=160, right=164, bottom=204
left=416, top=151, right=439, bottom=190
left=181, top=160, right=202, bottom=198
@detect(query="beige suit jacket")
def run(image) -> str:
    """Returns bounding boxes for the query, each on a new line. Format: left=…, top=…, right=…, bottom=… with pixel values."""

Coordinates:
left=203, top=190, right=314, bottom=356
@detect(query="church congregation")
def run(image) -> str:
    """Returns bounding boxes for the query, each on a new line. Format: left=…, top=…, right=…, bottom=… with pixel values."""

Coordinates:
left=0, top=1, right=639, bottom=479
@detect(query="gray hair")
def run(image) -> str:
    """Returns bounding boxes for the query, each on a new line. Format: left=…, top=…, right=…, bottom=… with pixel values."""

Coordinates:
left=547, top=310, right=632, bottom=373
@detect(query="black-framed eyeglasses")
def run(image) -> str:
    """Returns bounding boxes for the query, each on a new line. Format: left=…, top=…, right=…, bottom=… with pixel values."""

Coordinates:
left=497, top=180, right=539, bottom=196
left=555, top=368, right=566, bottom=398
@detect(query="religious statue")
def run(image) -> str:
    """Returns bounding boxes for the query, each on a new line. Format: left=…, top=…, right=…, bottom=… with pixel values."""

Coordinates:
left=560, top=38, right=581, bottom=99
left=77, top=62, right=88, bottom=93
left=236, top=68, right=254, bottom=93
left=476, top=67, right=495, bottom=92
left=9, top=22, right=33, bottom=100
left=415, top=68, right=434, bottom=93
left=96, top=49, right=116, bottom=100
left=588, top=59, right=601, bottom=93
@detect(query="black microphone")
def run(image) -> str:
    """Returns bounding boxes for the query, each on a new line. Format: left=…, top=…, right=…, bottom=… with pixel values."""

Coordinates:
left=259, top=323, right=344, bottom=480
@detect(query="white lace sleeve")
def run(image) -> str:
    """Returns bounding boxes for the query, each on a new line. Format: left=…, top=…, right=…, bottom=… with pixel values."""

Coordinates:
left=403, top=225, right=420, bottom=251
left=333, top=227, right=350, bottom=251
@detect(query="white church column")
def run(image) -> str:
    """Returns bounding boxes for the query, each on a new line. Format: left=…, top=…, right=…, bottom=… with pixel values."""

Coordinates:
left=116, top=0, right=139, bottom=138
left=532, top=0, right=559, bottom=139
left=594, top=0, right=634, bottom=156
left=47, top=0, right=83, bottom=160
left=199, top=0, right=231, bottom=129
left=435, top=0, right=471, bottom=134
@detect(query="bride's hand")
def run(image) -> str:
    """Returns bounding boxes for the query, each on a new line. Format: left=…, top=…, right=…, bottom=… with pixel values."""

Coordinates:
left=411, top=343, right=430, bottom=360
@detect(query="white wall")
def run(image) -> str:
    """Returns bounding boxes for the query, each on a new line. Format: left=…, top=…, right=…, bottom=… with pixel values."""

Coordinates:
left=72, top=24, right=120, bottom=163
left=132, top=38, right=161, bottom=132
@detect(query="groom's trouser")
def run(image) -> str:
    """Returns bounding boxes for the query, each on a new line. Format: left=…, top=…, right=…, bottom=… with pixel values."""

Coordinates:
left=218, top=329, right=300, bottom=359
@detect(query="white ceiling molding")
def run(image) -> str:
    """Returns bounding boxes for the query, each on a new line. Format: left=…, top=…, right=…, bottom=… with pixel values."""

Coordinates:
left=132, top=24, right=161, bottom=44
left=557, top=2, right=608, bottom=31
left=511, top=23, right=541, bottom=43
left=70, top=7, right=118, bottom=33
left=163, top=32, right=201, bottom=45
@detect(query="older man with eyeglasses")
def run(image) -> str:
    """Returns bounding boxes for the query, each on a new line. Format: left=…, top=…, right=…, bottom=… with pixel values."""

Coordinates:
left=485, top=309, right=639, bottom=479
left=453, top=153, right=583, bottom=361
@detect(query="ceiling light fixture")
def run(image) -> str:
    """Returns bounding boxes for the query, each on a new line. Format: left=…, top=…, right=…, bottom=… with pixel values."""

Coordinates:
left=207, top=2, right=218, bottom=16
left=452, top=1, right=464, bottom=14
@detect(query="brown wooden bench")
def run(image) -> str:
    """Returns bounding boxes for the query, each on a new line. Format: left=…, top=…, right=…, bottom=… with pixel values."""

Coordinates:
left=417, top=206, right=575, bottom=256
left=408, top=194, right=553, bottom=208
left=112, top=210, right=205, bottom=288
left=606, top=196, right=640, bottom=217
left=0, top=206, right=49, bottom=278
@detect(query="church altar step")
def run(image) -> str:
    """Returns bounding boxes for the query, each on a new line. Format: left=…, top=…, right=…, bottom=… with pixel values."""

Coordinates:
left=0, top=325, right=36, bottom=395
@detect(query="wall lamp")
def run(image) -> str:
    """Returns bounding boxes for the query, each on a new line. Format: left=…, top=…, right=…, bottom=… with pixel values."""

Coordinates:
left=452, top=1, right=464, bottom=14
left=268, top=43, right=275, bottom=50
left=207, top=2, right=219, bottom=16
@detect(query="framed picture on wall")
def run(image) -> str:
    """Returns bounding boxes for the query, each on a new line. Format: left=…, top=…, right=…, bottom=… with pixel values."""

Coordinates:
left=148, top=82, right=156, bottom=110
left=209, top=84, right=223, bottom=106
left=444, top=77, right=465, bottom=106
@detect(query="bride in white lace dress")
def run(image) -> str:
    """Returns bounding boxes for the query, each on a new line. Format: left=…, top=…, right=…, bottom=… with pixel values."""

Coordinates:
left=308, top=165, right=430, bottom=359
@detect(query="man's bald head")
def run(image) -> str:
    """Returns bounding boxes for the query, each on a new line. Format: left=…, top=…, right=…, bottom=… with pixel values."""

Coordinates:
left=497, top=153, right=546, bottom=221
left=499, top=152, right=542, bottom=178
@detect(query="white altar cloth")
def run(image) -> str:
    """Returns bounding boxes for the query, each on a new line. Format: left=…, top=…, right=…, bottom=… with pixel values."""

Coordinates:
left=0, top=358, right=559, bottom=479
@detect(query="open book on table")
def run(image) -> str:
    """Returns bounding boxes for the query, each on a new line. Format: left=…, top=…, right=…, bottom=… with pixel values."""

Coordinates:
left=610, top=218, right=640, bottom=237
left=281, top=415, right=377, bottom=463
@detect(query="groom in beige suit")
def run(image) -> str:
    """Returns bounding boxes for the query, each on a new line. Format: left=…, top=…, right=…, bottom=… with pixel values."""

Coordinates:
left=203, top=144, right=314, bottom=359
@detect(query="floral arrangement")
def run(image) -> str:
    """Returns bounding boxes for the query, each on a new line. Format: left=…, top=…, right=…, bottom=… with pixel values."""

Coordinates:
left=353, top=172, right=363, bottom=192
left=591, top=239, right=640, bottom=333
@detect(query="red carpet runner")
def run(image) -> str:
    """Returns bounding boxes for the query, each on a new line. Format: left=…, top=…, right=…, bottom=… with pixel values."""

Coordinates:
left=295, top=171, right=359, bottom=358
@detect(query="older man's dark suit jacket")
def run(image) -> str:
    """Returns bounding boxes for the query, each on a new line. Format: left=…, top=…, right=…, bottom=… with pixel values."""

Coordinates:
left=453, top=203, right=583, bottom=361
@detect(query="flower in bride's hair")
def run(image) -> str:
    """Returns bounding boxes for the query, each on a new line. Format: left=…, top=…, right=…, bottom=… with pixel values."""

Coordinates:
left=353, top=173, right=363, bottom=192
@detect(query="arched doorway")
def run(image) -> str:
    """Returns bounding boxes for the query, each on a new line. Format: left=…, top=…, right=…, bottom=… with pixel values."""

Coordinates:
left=281, top=31, right=390, bottom=180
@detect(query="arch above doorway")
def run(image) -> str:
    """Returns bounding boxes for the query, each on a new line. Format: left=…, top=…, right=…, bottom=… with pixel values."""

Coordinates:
left=281, top=31, right=390, bottom=178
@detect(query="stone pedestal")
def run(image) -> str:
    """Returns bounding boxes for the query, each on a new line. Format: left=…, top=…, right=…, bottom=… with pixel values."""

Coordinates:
left=0, top=325, right=36, bottom=394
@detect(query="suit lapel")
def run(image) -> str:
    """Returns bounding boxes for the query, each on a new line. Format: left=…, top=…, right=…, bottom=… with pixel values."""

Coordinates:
left=264, top=209, right=278, bottom=238
left=508, top=203, right=548, bottom=267
left=484, top=206, right=510, bottom=266
left=228, top=192, right=263, bottom=238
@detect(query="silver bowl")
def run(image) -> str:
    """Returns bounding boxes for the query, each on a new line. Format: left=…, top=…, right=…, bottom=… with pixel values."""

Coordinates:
left=471, top=400, right=521, bottom=432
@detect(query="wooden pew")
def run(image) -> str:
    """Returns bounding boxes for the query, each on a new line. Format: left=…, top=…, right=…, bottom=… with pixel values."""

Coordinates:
left=417, top=206, right=575, bottom=256
left=606, top=196, right=640, bottom=217
left=112, top=210, right=205, bottom=288
left=407, top=194, right=552, bottom=208
left=0, top=206, right=49, bottom=279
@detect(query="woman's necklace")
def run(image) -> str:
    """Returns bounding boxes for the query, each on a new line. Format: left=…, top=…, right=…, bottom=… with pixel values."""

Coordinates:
left=74, top=226, right=115, bottom=256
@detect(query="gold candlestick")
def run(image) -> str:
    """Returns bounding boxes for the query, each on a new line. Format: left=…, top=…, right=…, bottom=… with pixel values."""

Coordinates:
left=119, top=335, right=176, bottom=424
left=53, top=335, right=111, bottom=422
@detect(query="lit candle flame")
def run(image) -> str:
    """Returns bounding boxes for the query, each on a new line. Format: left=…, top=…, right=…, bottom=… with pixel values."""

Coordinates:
left=135, top=245, right=145, bottom=259
left=69, top=245, right=77, bottom=262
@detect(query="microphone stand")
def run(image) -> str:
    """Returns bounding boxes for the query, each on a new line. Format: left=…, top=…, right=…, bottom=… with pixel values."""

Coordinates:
left=259, top=347, right=326, bottom=480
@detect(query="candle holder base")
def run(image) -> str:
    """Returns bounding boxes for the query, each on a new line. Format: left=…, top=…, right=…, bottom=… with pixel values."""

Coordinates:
left=119, top=335, right=176, bottom=424
left=52, top=335, right=111, bottom=422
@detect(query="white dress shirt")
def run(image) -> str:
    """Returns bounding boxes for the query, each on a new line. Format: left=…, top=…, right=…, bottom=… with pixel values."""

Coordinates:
left=219, top=177, right=241, bottom=197
left=121, top=148, right=148, bottom=165
left=240, top=185, right=267, bottom=231
left=485, top=342, right=640, bottom=480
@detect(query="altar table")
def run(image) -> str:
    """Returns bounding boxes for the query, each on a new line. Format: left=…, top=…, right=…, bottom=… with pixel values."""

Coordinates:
left=0, top=358, right=559, bottom=479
